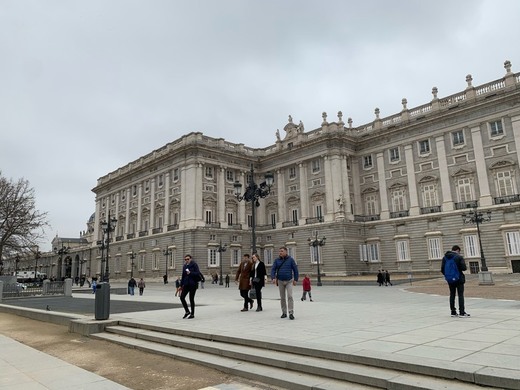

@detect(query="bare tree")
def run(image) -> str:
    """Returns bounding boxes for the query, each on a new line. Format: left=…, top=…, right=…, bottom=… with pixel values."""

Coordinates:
left=0, top=171, right=49, bottom=262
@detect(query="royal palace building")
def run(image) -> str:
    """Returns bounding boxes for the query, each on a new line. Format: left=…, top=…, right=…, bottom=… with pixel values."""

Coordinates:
left=6, top=61, right=520, bottom=282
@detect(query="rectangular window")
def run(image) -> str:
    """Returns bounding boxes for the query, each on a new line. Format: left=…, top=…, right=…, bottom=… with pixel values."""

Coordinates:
left=359, top=243, right=380, bottom=262
left=396, top=240, right=410, bottom=261
left=312, top=179, right=321, bottom=186
left=226, top=170, right=234, bottom=182
left=427, top=237, right=442, bottom=259
left=208, top=249, right=217, bottom=267
left=289, top=167, right=296, bottom=179
left=247, top=214, right=252, bottom=227
left=312, top=159, right=321, bottom=173
left=139, top=254, right=146, bottom=271
left=205, top=166, right=213, bottom=178
left=497, top=171, right=514, bottom=196
left=457, top=178, right=473, bottom=202
left=365, top=194, right=377, bottom=215
left=464, top=234, right=480, bottom=258
left=315, top=205, right=323, bottom=219
left=152, top=252, right=159, bottom=270
left=422, top=184, right=438, bottom=207
left=452, top=130, right=465, bottom=146
left=506, top=231, right=520, bottom=256
left=389, top=147, right=400, bottom=162
left=490, top=120, right=504, bottom=136
left=169, top=252, right=175, bottom=269
left=289, top=185, right=297, bottom=192
left=205, top=210, right=213, bottom=224
left=158, top=174, right=164, bottom=187
left=232, top=249, right=240, bottom=266
left=391, top=189, right=406, bottom=212
left=270, top=213, right=276, bottom=227
left=263, top=248, right=273, bottom=265
left=363, top=155, right=373, bottom=168
left=227, top=212, right=234, bottom=225
left=291, top=209, right=298, bottom=222
left=173, top=168, right=179, bottom=182
left=419, top=139, right=430, bottom=154
left=309, top=246, right=322, bottom=264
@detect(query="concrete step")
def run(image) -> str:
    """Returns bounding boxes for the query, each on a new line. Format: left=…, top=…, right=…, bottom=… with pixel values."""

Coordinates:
left=92, top=323, right=499, bottom=389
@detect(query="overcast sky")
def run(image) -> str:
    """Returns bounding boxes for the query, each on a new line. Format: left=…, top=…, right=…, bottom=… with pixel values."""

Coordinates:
left=1, top=0, right=519, bottom=252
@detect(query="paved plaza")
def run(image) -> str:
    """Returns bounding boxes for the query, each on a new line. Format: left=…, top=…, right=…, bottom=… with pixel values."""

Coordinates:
left=1, top=277, right=520, bottom=389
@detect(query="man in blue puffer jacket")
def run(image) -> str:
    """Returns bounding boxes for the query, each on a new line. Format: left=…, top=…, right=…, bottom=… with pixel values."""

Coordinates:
left=441, top=245, right=469, bottom=317
left=271, top=247, right=299, bottom=320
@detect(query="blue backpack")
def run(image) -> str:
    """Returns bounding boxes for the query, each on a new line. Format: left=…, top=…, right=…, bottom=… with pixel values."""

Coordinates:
left=444, top=257, right=460, bottom=284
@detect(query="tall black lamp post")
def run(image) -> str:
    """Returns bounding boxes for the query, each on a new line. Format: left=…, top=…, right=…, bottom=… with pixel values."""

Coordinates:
left=462, top=205, right=493, bottom=284
left=308, top=232, right=326, bottom=286
left=100, top=211, right=117, bottom=282
left=234, top=164, right=274, bottom=254
left=217, top=240, right=227, bottom=286
left=163, top=248, right=172, bottom=282
left=129, top=251, right=136, bottom=278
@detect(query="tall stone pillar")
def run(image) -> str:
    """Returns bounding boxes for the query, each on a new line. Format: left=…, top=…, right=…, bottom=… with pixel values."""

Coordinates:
left=404, top=145, right=419, bottom=216
left=376, top=152, right=389, bottom=219
left=471, top=126, right=492, bottom=206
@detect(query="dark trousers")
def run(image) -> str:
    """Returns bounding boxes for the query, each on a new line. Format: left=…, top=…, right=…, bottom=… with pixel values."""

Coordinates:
left=240, top=289, right=253, bottom=308
left=253, top=283, right=263, bottom=309
left=180, top=285, right=197, bottom=314
left=449, top=282, right=465, bottom=314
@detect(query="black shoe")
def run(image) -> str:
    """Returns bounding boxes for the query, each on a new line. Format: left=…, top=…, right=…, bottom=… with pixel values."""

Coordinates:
left=188, top=314, right=194, bottom=319
left=241, top=308, right=248, bottom=312
left=451, top=311, right=458, bottom=317
left=280, top=313, right=287, bottom=318
left=459, top=313, right=471, bottom=318
left=289, top=314, right=295, bottom=320
left=249, top=299, right=254, bottom=309
left=256, top=307, right=262, bottom=312
left=183, top=312, right=191, bottom=319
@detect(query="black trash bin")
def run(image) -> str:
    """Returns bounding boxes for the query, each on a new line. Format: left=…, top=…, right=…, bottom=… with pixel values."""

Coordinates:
left=95, top=282, right=110, bottom=320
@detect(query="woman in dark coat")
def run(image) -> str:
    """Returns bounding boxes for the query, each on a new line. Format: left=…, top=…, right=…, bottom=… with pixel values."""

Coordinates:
left=250, top=253, right=267, bottom=312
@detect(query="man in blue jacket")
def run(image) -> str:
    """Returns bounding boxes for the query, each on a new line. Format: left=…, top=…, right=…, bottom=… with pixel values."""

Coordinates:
left=441, top=245, right=470, bottom=317
left=271, top=247, right=299, bottom=320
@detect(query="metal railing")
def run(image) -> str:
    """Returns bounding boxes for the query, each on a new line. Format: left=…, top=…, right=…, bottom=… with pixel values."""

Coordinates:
left=2, top=280, right=65, bottom=299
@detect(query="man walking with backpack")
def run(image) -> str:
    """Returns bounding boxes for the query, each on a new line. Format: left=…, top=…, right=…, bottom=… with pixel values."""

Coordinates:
left=441, top=245, right=470, bottom=317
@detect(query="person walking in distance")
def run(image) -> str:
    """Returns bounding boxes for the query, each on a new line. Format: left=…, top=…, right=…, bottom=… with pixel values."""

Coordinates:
left=137, top=278, right=146, bottom=295
left=180, top=254, right=201, bottom=319
left=250, top=253, right=267, bottom=312
left=271, top=247, right=299, bottom=320
left=174, top=276, right=181, bottom=297
left=384, top=270, right=393, bottom=286
left=301, top=274, right=313, bottom=301
left=235, top=254, right=254, bottom=311
left=128, top=277, right=137, bottom=296
left=441, top=245, right=470, bottom=317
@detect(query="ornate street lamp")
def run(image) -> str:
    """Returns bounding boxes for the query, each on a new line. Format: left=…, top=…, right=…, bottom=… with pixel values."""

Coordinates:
left=462, top=205, right=493, bottom=284
left=163, top=248, right=172, bottom=282
left=100, top=211, right=117, bottom=282
left=217, top=240, right=227, bottom=286
left=129, top=251, right=136, bottom=278
left=308, top=232, right=326, bottom=286
left=234, top=164, right=274, bottom=254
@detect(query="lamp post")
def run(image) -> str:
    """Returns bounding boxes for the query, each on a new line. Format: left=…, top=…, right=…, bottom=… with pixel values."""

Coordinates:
left=97, top=240, right=106, bottom=281
left=129, top=251, right=136, bottom=278
left=308, top=232, right=326, bottom=286
left=54, top=246, right=69, bottom=279
left=462, top=205, right=493, bottom=285
left=163, top=248, right=172, bottom=282
left=14, top=254, right=20, bottom=276
left=34, top=246, right=41, bottom=277
left=100, top=211, right=117, bottom=282
left=234, top=164, right=274, bottom=254
left=217, top=240, right=227, bottom=286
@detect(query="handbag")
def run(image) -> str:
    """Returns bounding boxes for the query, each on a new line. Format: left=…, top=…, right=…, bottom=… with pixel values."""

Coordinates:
left=252, top=277, right=260, bottom=283
left=249, top=288, right=257, bottom=299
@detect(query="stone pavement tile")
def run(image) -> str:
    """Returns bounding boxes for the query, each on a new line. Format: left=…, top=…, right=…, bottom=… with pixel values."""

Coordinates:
left=459, top=352, right=520, bottom=370
left=379, top=332, right=444, bottom=345
left=424, top=338, right=495, bottom=352
left=482, top=343, right=520, bottom=357
left=395, top=344, right=475, bottom=361
left=456, top=331, right=515, bottom=344
left=347, top=339, right=415, bottom=354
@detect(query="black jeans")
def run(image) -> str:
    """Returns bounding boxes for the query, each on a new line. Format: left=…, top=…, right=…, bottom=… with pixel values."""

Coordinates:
left=448, top=281, right=465, bottom=314
left=180, top=285, right=197, bottom=315
left=240, top=289, right=253, bottom=308
left=253, top=283, right=263, bottom=309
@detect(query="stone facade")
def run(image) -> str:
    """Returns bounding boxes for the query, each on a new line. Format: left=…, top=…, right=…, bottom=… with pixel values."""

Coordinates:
left=8, top=61, right=520, bottom=281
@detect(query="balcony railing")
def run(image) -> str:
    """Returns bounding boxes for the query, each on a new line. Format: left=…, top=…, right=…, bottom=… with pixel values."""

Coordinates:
left=227, top=223, right=243, bottom=229
left=167, top=224, right=179, bottom=231
left=354, top=215, right=380, bottom=222
left=420, top=205, right=442, bottom=214
left=390, top=210, right=409, bottom=218
left=494, top=194, right=520, bottom=205
left=455, top=201, right=478, bottom=210
left=282, top=220, right=299, bottom=228
left=138, top=231, right=148, bottom=237
left=305, top=216, right=324, bottom=224
left=256, top=223, right=276, bottom=231
left=152, top=227, right=162, bottom=234
left=126, top=233, right=135, bottom=239
left=205, top=222, right=221, bottom=228
left=115, top=235, right=124, bottom=242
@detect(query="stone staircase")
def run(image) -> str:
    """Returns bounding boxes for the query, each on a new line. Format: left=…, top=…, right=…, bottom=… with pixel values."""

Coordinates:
left=91, top=321, right=507, bottom=390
